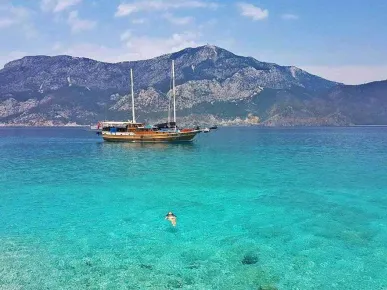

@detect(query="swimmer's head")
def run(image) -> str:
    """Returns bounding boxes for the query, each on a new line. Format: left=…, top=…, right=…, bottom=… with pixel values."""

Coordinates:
left=165, top=212, right=177, bottom=226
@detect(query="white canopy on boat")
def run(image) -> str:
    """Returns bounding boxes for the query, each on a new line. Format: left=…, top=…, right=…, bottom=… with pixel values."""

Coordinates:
left=101, top=121, right=143, bottom=125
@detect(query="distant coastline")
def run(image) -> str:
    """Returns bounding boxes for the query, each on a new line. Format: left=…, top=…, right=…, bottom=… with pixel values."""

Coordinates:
left=0, top=123, right=88, bottom=128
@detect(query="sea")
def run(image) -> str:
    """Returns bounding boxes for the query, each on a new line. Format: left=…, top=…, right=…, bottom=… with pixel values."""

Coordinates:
left=1, top=126, right=386, bottom=289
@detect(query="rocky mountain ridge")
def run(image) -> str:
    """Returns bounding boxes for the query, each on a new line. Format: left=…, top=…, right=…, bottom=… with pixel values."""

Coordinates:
left=1, top=45, right=386, bottom=126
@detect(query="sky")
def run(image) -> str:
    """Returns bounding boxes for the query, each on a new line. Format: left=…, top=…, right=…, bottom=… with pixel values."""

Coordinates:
left=0, top=0, right=386, bottom=85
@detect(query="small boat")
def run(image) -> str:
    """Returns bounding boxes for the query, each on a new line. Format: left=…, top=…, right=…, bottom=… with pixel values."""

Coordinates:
left=202, top=128, right=210, bottom=133
left=99, top=61, right=201, bottom=143
left=210, top=125, right=218, bottom=130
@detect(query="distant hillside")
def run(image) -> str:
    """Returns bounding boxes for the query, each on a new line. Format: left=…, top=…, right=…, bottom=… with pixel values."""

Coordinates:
left=1, top=45, right=386, bottom=126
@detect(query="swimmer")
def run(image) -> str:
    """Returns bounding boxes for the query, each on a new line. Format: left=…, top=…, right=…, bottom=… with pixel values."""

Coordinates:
left=165, top=212, right=177, bottom=227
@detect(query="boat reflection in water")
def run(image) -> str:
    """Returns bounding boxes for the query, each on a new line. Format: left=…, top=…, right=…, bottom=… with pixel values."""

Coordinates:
left=100, top=139, right=196, bottom=151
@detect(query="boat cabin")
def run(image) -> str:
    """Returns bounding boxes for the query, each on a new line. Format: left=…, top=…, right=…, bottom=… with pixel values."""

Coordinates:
left=101, top=121, right=146, bottom=133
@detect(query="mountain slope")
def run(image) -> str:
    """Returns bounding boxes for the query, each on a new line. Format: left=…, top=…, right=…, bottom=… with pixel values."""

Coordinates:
left=1, top=45, right=386, bottom=126
left=0, top=45, right=336, bottom=95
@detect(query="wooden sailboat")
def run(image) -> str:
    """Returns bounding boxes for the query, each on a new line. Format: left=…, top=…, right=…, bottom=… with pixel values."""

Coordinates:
left=100, top=61, right=201, bottom=142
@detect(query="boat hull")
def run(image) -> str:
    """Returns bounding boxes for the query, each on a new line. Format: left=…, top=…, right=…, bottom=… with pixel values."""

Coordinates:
left=102, top=130, right=200, bottom=142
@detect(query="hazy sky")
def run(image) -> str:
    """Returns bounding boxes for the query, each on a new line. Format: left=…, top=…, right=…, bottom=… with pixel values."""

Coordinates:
left=1, top=0, right=386, bottom=84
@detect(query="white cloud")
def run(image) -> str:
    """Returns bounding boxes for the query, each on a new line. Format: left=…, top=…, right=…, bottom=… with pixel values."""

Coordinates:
left=301, top=65, right=387, bottom=85
left=68, top=10, right=96, bottom=33
left=115, top=0, right=218, bottom=17
left=115, top=3, right=136, bottom=16
left=0, top=18, right=14, bottom=28
left=121, top=31, right=201, bottom=60
left=54, top=31, right=201, bottom=63
left=55, top=0, right=82, bottom=12
left=56, top=43, right=134, bottom=63
left=41, top=0, right=82, bottom=13
left=0, top=4, right=37, bottom=38
left=163, top=13, right=193, bottom=25
left=9, top=5, right=30, bottom=19
left=0, top=5, right=30, bottom=28
left=237, top=3, right=268, bottom=21
left=282, top=13, right=298, bottom=20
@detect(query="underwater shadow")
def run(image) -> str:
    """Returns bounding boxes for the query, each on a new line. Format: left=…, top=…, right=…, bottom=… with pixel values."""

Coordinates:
left=166, top=226, right=179, bottom=233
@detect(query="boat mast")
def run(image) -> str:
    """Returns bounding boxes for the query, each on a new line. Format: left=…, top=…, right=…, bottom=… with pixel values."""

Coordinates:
left=167, top=76, right=171, bottom=124
left=172, top=60, right=176, bottom=126
left=130, top=68, right=136, bottom=123
left=167, top=100, right=171, bottom=124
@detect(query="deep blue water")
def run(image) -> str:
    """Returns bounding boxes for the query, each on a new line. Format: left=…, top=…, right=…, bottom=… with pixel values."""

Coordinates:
left=1, top=127, right=387, bottom=289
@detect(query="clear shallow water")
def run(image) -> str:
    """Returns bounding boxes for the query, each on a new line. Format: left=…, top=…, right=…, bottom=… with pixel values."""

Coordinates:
left=1, top=127, right=387, bottom=289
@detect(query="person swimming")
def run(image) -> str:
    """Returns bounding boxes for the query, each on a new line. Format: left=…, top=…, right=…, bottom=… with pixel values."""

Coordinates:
left=165, top=212, right=177, bottom=227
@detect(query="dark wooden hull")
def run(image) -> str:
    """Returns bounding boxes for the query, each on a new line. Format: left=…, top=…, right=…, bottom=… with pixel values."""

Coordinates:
left=102, top=130, right=200, bottom=142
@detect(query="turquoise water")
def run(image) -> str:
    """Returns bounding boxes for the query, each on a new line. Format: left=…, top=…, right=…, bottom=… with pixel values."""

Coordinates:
left=1, top=127, right=387, bottom=289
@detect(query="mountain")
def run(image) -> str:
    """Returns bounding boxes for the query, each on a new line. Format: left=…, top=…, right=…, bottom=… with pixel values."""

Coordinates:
left=0, top=45, right=385, bottom=126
